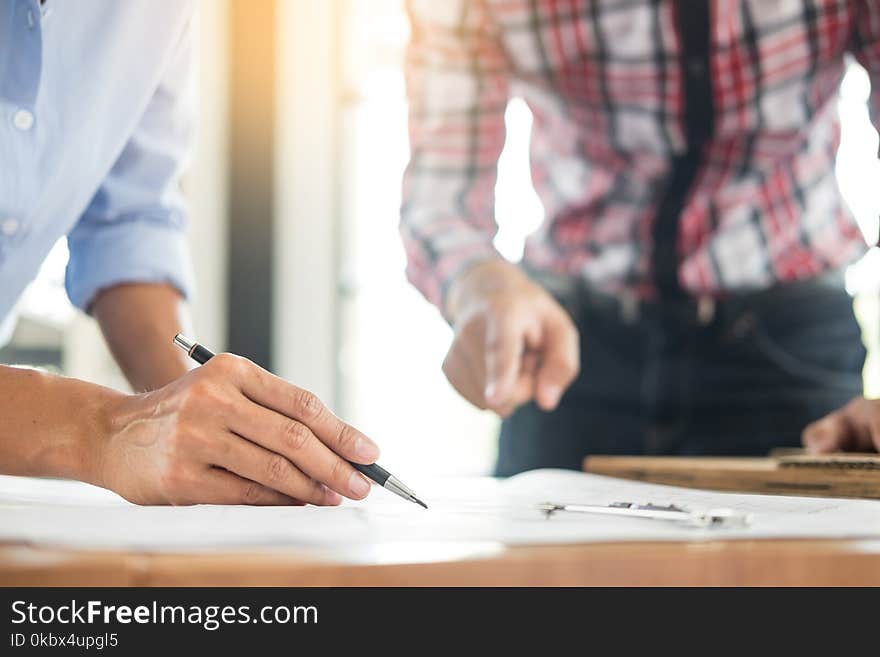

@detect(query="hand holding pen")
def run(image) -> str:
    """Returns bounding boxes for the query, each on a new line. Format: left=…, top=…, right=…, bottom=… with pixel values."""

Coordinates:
left=94, top=334, right=423, bottom=507
left=173, top=335, right=425, bottom=508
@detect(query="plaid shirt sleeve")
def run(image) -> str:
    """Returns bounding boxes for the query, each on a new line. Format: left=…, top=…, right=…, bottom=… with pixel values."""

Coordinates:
left=853, top=0, right=880, bottom=153
left=400, top=0, right=510, bottom=312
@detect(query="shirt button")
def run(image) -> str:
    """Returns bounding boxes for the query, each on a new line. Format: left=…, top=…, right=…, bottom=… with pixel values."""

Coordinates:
left=0, top=219, right=20, bottom=236
left=12, top=109, right=34, bottom=131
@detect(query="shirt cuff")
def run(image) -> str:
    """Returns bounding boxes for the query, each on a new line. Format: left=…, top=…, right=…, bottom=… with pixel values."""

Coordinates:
left=65, top=217, right=195, bottom=312
left=403, top=229, right=503, bottom=318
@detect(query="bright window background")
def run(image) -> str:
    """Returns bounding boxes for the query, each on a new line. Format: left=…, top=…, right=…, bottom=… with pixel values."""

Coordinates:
left=840, top=62, right=880, bottom=395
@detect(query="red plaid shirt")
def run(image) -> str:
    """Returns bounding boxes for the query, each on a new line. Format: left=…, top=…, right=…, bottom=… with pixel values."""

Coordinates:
left=400, top=0, right=880, bottom=309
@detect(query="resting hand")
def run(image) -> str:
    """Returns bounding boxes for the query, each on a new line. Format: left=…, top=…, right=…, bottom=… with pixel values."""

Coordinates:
left=802, top=397, right=880, bottom=454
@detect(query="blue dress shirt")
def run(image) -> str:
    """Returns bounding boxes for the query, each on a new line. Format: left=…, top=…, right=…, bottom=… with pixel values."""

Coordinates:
left=0, top=0, right=195, bottom=335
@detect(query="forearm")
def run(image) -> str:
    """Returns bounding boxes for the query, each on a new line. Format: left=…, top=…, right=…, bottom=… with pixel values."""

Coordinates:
left=402, top=0, right=509, bottom=311
left=91, top=283, right=193, bottom=392
left=0, top=365, right=120, bottom=484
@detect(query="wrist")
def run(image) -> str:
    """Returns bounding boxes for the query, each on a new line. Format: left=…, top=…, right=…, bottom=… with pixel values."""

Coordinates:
left=70, top=384, right=129, bottom=489
left=446, top=260, right=532, bottom=323
left=0, top=366, right=131, bottom=487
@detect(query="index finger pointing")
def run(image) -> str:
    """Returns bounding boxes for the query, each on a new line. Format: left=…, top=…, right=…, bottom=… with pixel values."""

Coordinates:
left=535, top=314, right=579, bottom=410
left=484, top=315, right=524, bottom=407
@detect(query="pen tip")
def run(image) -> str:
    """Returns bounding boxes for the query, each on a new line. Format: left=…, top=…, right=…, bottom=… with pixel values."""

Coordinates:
left=414, top=497, right=428, bottom=509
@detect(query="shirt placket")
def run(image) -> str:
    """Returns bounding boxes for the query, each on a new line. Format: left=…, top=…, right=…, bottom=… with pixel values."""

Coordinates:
left=0, top=0, right=43, bottom=261
left=651, top=1, right=715, bottom=303
left=640, top=1, right=717, bottom=454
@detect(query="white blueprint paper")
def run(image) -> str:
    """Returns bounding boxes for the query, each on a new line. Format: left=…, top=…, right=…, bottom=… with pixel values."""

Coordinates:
left=0, top=470, right=878, bottom=551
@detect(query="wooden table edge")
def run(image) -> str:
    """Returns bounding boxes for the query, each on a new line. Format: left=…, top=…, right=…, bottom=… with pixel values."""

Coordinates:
left=3, top=538, right=880, bottom=586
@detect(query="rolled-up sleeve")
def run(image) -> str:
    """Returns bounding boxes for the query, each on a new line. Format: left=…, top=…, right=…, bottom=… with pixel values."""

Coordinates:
left=65, top=8, right=196, bottom=311
left=401, top=0, right=510, bottom=312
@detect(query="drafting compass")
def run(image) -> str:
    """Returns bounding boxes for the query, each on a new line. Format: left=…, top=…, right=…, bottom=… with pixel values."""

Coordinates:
left=537, top=501, right=752, bottom=528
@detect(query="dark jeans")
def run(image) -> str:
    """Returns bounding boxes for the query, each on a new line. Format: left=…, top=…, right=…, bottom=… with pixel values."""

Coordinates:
left=496, top=274, right=866, bottom=476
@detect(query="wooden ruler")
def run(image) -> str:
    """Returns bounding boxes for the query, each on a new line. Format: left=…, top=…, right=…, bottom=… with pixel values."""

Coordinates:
left=583, top=452, right=880, bottom=500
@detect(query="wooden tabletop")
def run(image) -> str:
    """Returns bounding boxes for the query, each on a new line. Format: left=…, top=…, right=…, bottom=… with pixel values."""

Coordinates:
left=4, top=538, right=880, bottom=586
